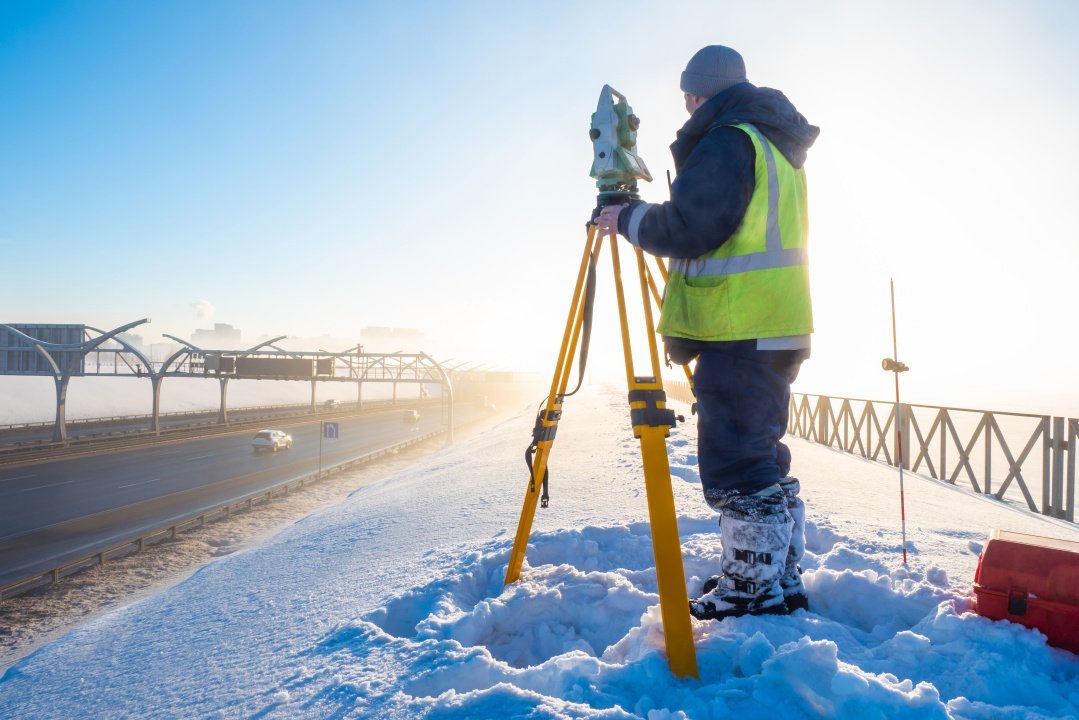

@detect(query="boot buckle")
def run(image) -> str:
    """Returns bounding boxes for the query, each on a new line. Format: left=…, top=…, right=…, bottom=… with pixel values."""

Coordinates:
left=732, top=578, right=757, bottom=595
left=734, top=549, right=772, bottom=565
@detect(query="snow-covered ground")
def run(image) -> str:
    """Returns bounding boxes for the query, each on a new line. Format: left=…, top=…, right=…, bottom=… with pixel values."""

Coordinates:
left=1, top=384, right=1077, bottom=719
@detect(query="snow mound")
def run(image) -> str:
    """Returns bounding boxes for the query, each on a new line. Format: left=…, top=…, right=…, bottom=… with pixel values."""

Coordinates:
left=328, top=515, right=1079, bottom=718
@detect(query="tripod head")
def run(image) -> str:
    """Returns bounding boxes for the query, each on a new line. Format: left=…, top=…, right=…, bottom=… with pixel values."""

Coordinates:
left=589, top=85, right=652, bottom=204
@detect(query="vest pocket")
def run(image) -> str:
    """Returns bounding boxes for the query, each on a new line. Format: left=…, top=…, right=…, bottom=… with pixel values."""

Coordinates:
left=659, top=274, right=731, bottom=340
left=726, top=267, right=814, bottom=338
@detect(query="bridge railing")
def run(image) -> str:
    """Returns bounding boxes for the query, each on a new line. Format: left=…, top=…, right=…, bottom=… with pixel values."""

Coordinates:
left=664, top=382, right=1075, bottom=524
left=790, top=394, right=1075, bottom=523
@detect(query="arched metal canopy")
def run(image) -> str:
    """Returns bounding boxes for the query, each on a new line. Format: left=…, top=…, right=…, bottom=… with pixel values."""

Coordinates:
left=1, top=321, right=456, bottom=444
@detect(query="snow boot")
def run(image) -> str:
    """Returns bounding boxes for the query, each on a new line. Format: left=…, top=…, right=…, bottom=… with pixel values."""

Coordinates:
left=778, top=477, right=809, bottom=612
left=690, top=490, right=793, bottom=621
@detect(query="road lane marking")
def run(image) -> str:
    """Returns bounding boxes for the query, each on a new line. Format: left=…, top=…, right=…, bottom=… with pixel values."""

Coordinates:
left=0, top=474, right=37, bottom=483
left=118, top=477, right=163, bottom=489
left=19, top=479, right=76, bottom=492
left=187, top=454, right=216, bottom=460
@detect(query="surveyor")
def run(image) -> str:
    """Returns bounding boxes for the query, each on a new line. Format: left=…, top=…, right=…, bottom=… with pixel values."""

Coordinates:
left=596, top=45, right=819, bottom=620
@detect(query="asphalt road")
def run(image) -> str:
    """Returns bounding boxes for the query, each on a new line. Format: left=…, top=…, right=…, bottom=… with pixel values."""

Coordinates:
left=0, top=402, right=379, bottom=446
left=0, top=405, right=458, bottom=589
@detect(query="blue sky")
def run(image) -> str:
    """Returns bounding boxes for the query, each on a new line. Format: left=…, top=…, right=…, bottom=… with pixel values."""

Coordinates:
left=2, top=1, right=1078, bottom=413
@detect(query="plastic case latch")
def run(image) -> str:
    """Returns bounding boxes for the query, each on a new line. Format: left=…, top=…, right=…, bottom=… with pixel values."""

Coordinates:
left=1008, top=587, right=1028, bottom=616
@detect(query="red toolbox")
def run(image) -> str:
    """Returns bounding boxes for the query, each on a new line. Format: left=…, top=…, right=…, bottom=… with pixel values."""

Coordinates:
left=973, top=529, right=1079, bottom=655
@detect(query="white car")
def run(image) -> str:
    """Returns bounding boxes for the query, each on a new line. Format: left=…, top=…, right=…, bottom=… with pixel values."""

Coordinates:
left=252, top=429, right=293, bottom=452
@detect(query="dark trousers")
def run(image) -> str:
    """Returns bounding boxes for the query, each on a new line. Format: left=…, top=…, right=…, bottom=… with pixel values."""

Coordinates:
left=691, top=341, right=807, bottom=509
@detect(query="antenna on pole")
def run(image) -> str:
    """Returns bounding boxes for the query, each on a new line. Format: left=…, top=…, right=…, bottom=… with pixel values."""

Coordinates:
left=881, top=278, right=910, bottom=564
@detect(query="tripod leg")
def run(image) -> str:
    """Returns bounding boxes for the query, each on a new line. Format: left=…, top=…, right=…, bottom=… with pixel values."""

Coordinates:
left=608, top=236, right=699, bottom=680
left=646, top=258, right=695, bottom=390
left=504, top=224, right=602, bottom=586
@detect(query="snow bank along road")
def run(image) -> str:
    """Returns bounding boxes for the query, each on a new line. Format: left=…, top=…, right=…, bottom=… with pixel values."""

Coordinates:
left=0, top=385, right=1076, bottom=719
left=0, top=405, right=461, bottom=592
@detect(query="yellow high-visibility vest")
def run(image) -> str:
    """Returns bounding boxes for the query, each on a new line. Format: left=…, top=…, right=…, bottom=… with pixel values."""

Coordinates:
left=658, top=123, right=813, bottom=341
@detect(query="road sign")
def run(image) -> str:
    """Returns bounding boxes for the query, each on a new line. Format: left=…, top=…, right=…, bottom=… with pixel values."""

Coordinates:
left=323, top=422, right=339, bottom=439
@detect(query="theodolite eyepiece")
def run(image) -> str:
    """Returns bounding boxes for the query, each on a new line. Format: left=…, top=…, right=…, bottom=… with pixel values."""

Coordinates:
left=589, top=85, right=652, bottom=201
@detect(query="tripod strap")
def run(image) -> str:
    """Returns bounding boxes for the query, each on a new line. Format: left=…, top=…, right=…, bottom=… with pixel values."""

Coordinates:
left=525, top=441, right=550, bottom=508
left=564, top=253, right=597, bottom=398
left=523, top=236, right=600, bottom=508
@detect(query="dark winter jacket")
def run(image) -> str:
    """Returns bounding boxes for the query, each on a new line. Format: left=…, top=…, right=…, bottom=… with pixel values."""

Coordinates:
left=617, top=82, right=819, bottom=260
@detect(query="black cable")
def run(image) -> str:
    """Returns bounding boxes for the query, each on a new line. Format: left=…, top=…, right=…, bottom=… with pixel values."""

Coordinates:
left=521, top=236, right=600, bottom=509
left=563, top=252, right=597, bottom=398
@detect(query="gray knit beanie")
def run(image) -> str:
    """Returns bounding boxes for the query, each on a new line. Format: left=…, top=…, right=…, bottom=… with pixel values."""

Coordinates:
left=680, top=45, right=747, bottom=98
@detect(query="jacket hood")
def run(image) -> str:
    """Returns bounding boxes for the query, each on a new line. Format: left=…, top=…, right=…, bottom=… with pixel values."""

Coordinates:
left=672, top=82, right=819, bottom=168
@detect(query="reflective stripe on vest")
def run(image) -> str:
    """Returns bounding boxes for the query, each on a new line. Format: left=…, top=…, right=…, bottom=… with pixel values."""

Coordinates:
left=670, top=125, right=806, bottom=278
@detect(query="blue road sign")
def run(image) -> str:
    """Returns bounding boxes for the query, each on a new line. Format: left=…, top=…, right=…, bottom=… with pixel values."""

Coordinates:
left=323, top=422, right=339, bottom=439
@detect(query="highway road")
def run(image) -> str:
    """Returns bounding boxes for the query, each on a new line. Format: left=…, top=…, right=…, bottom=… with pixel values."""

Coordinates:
left=0, top=405, right=462, bottom=590
left=0, top=401, right=379, bottom=447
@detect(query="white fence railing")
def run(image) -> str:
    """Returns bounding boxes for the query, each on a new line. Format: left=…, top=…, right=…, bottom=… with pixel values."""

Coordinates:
left=789, top=394, right=1075, bottom=523
left=664, top=383, right=1075, bottom=524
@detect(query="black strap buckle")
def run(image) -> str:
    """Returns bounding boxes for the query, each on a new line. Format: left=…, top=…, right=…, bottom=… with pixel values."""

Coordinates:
left=733, top=578, right=757, bottom=595
left=734, top=549, right=772, bottom=565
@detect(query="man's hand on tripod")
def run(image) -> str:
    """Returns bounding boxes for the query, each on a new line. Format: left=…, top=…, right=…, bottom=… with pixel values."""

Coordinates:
left=595, top=204, right=628, bottom=236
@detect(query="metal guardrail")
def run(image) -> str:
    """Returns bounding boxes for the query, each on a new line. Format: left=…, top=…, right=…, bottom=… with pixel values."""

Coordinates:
left=0, top=428, right=446, bottom=601
left=0, top=400, right=323, bottom=432
left=789, top=394, right=1076, bottom=523
left=666, top=381, right=694, bottom=408
left=664, top=382, right=1075, bottom=524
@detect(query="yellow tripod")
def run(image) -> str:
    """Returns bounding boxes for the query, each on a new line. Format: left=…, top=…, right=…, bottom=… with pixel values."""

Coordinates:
left=503, top=219, right=699, bottom=679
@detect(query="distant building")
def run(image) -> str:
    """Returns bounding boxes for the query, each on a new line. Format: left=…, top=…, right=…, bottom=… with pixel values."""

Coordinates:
left=192, top=323, right=242, bottom=348
left=0, top=324, right=87, bottom=375
left=117, top=332, right=146, bottom=352
left=272, top=334, right=356, bottom=353
left=360, top=327, right=425, bottom=353
left=149, top=341, right=183, bottom=363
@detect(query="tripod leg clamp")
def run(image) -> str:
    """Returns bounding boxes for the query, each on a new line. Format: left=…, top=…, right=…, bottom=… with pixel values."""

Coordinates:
left=531, top=407, right=561, bottom=443
left=628, top=388, right=679, bottom=433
